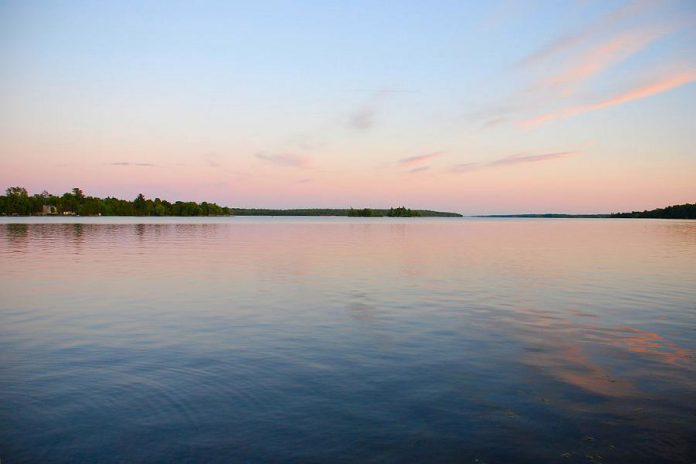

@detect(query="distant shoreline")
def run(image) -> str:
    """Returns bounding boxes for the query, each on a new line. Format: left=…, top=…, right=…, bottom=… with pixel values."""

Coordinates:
left=2, top=187, right=693, bottom=219
left=0, top=187, right=462, bottom=218
left=474, top=214, right=610, bottom=218
left=229, top=208, right=463, bottom=217
left=476, top=203, right=695, bottom=219
left=0, top=208, right=464, bottom=218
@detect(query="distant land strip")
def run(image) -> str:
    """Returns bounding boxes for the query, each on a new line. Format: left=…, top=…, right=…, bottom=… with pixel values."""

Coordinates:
left=233, top=208, right=462, bottom=217
left=476, top=203, right=695, bottom=219
left=2, top=187, right=692, bottom=219
left=475, top=214, right=610, bottom=218
left=0, top=187, right=462, bottom=217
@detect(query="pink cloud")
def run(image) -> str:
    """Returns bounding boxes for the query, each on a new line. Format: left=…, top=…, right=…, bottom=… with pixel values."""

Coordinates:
left=450, top=151, right=577, bottom=173
left=489, top=151, right=577, bottom=166
left=398, top=152, right=443, bottom=167
left=522, top=70, right=696, bottom=128
left=541, top=28, right=667, bottom=93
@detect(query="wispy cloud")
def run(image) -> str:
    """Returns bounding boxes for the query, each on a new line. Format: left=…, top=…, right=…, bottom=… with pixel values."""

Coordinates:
left=539, top=28, right=667, bottom=94
left=109, top=162, right=156, bottom=167
left=451, top=162, right=483, bottom=173
left=347, top=89, right=399, bottom=132
left=398, top=152, right=443, bottom=167
left=466, top=104, right=520, bottom=129
left=481, top=117, right=510, bottom=129
left=408, top=166, right=430, bottom=174
left=522, top=70, right=696, bottom=127
left=451, top=151, right=578, bottom=173
left=474, top=1, right=683, bottom=130
left=489, top=151, right=577, bottom=166
left=348, top=106, right=376, bottom=131
left=516, top=0, right=655, bottom=68
left=255, top=152, right=311, bottom=168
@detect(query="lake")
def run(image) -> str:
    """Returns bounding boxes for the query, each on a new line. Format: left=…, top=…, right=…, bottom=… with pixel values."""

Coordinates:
left=1, top=217, right=695, bottom=463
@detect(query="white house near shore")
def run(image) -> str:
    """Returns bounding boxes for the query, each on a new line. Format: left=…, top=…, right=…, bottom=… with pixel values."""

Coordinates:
left=41, top=205, right=58, bottom=215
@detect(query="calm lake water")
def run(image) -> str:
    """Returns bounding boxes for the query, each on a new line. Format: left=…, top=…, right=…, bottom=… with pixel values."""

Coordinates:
left=1, top=217, right=695, bottom=463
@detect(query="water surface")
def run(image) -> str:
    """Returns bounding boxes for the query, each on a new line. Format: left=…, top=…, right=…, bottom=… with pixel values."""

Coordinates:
left=1, top=218, right=695, bottom=463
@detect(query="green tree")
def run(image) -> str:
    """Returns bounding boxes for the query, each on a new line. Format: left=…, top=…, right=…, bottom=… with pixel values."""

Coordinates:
left=5, top=186, right=31, bottom=215
left=133, top=193, right=147, bottom=216
left=6, top=186, right=28, bottom=197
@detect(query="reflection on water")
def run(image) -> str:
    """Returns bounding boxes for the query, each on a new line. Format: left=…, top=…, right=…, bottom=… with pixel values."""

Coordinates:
left=1, top=218, right=695, bottom=463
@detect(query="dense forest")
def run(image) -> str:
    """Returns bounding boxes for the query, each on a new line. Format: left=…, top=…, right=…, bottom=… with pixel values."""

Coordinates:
left=0, top=187, right=233, bottom=216
left=610, top=203, right=696, bottom=219
left=0, top=187, right=462, bottom=217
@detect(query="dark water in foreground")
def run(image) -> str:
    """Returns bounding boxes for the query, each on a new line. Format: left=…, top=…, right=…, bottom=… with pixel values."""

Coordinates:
left=1, top=217, right=695, bottom=463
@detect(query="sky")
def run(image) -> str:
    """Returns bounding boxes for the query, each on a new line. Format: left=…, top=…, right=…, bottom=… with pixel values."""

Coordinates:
left=1, top=0, right=695, bottom=214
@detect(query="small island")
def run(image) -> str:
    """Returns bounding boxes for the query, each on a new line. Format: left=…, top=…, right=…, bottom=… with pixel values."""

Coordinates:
left=0, top=187, right=463, bottom=217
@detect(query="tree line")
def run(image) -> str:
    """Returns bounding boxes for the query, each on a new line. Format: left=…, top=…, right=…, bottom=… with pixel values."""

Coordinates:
left=0, top=187, right=463, bottom=217
left=232, top=207, right=459, bottom=217
left=610, top=203, right=696, bottom=219
left=0, top=187, right=231, bottom=216
left=348, top=206, right=422, bottom=217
